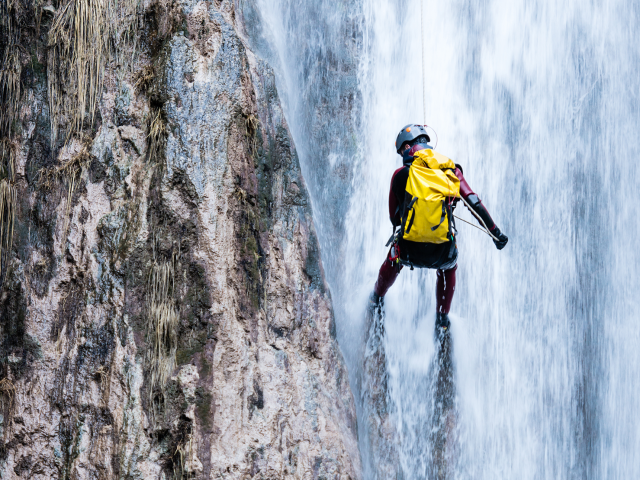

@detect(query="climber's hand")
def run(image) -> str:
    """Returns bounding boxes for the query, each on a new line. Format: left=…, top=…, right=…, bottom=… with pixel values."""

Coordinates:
left=492, top=227, right=508, bottom=250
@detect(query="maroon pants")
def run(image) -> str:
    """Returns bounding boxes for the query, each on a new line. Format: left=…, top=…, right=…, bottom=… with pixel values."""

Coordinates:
left=373, top=256, right=457, bottom=314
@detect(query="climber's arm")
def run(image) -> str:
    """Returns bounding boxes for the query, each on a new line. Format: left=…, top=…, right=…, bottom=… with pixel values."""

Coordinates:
left=388, top=167, right=405, bottom=227
left=454, top=167, right=497, bottom=230
left=454, top=166, right=508, bottom=249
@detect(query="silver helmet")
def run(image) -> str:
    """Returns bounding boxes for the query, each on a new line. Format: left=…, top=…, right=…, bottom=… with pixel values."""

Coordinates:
left=395, top=124, right=431, bottom=153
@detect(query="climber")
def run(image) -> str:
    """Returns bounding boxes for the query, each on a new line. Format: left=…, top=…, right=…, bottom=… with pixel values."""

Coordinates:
left=370, top=124, right=508, bottom=332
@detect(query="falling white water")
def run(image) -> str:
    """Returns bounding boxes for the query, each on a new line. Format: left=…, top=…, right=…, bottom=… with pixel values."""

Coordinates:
left=243, top=0, right=640, bottom=478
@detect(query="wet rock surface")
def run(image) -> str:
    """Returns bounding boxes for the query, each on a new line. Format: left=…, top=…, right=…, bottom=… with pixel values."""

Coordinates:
left=360, top=304, right=400, bottom=480
left=360, top=304, right=458, bottom=480
left=0, top=1, right=361, bottom=478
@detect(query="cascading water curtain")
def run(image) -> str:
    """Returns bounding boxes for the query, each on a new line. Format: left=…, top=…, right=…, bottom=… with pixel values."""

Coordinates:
left=353, top=1, right=640, bottom=479
left=244, top=0, right=640, bottom=478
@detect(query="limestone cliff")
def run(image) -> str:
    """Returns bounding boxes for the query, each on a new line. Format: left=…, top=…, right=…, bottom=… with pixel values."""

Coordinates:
left=0, top=0, right=361, bottom=478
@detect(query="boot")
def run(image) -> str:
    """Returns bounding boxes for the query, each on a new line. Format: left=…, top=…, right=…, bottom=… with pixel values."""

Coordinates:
left=435, top=312, right=450, bottom=333
left=366, top=292, right=385, bottom=337
left=369, top=291, right=383, bottom=310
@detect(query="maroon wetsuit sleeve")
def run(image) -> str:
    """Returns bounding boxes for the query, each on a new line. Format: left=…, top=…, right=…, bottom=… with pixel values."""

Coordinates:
left=388, top=167, right=404, bottom=226
left=454, top=167, right=497, bottom=231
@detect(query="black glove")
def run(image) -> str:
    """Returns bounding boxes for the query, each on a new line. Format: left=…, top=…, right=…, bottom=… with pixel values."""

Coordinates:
left=492, top=227, right=508, bottom=250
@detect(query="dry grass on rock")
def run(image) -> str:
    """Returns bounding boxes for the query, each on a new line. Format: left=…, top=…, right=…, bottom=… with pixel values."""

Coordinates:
left=38, top=136, right=93, bottom=237
left=147, top=106, right=167, bottom=164
left=147, top=253, right=180, bottom=417
left=47, top=0, right=140, bottom=146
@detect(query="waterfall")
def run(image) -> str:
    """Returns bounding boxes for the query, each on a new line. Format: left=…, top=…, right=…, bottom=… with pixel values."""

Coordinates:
left=242, top=0, right=640, bottom=478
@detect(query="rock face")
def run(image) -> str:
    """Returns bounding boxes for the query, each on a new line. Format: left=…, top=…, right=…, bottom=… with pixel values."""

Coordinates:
left=0, top=1, right=361, bottom=478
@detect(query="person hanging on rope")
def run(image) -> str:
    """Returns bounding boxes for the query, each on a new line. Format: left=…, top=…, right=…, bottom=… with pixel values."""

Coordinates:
left=370, top=124, right=509, bottom=332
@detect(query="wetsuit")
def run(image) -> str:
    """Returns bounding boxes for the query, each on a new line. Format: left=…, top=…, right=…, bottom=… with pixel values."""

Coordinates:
left=373, top=143, right=500, bottom=314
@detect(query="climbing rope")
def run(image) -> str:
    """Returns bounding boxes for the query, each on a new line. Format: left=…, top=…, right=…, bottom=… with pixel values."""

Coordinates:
left=453, top=214, right=492, bottom=235
left=427, top=124, right=438, bottom=149
left=457, top=197, right=500, bottom=241
left=419, top=0, right=496, bottom=242
left=420, top=1, right=436, bottom=148
left=421, top=0, right=427, bottom=124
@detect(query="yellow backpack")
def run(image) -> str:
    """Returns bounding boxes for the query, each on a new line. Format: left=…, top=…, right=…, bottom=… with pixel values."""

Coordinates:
left=401, top=149, right=460, bottom=244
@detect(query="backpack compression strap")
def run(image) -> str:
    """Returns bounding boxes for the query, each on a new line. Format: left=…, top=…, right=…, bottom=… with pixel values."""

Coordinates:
left=402, top=197, right=419, bottom=235
left=430, top=201, right=447, bottom=232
